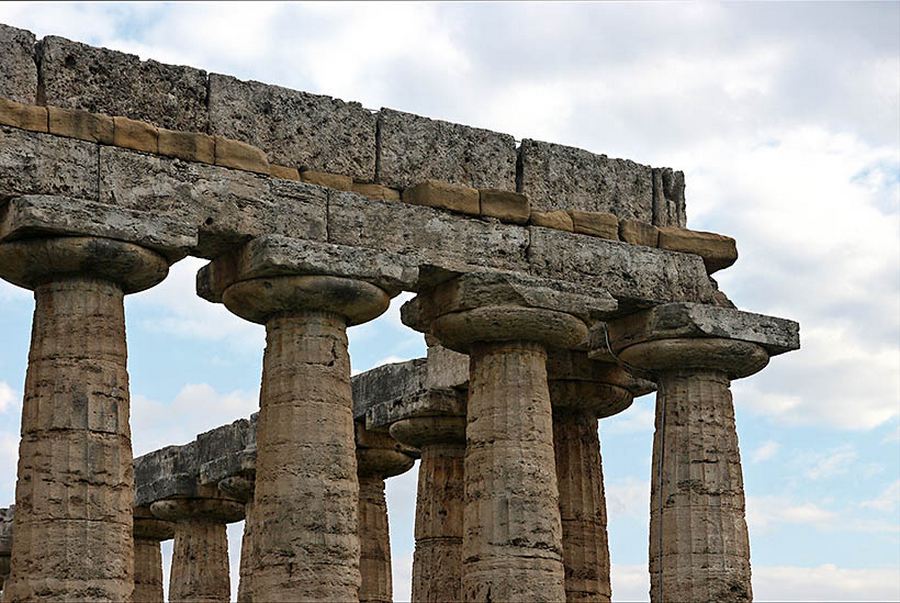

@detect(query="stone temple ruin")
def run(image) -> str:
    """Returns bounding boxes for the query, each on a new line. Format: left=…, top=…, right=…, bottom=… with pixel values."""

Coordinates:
left=0, top=22, right=800, bottom=603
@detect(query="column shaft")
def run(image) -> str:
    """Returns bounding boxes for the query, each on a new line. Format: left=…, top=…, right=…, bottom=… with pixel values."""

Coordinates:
left=6, top=278, right=134, bottom=602
left=649, top=370, right=751, bottom=603
left=462, top=342, right=566, bottom=602
left=169, top=520, right=230, bottom=603
left=236, top=502, right=253, bottom=603
left=359, top=475, right=392, bottom=603
left=247, top=311, right=360, bottom=601
left=134, top=538, right=164, bottom=603
left=412, top=443, right=465, bottom=603
left=553, top=412, right=611, bottom=603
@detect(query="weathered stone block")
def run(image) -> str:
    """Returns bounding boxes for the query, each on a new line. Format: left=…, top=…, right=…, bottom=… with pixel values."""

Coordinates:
left=351, top=359, right=427, bottom=420
left=214, top=136, right=269, bottom=175
left=570, top=210, right=618, bottom=240
left=270, top=164, right=300, bottom=181
left=0, top=97, right=47, bottom=132
left=402, top=180, right=480, bottom=216
left=657, top=227, right=737, bottom=274
left=48, top=106, right=114, bottom=144
left=0, top=24, right=37, bottom=103
left=113, top=116, right=157, bottom=154
left=518, top=138, right=654, bottom=222
left=527, top=226, right=717, bottom=312
left=652, top=167, right=686, bottom=227
left=351, top=182, right=400, bottom=202
left=39, top=35, right=208, bottom=131
left=531, top=210, right=574, bottom=231
left=328, top=190, right=529, bottom=274
left=158, top=129, right=215, bottom=164
left=301, top=169, right=352, bottom=191
left=208, top=74, right=376, bottom=180
left=366, top=389, right=466, bottom=430
left=619, top=219, right=659, bottom=247
left=480, top=189, right=530, bottom=224
left=377, top=108, right=516, bottom=190
left=0, top=126, right=98, bottom=201
left=426, top=344, right=469, bottom=391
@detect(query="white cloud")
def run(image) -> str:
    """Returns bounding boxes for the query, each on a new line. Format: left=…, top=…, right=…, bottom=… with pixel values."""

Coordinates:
left=0, top=382, right=16, bottom=414
left=747, top=495, right=837, bottom=532
left=606, top=477, right=651, bottom=521
left=611, top=563, right=650, bottom=602
left=861, top=480, right=900, bottom=513
left=601, top=397, right=655, bottom=435
left=752, top=440, right=780, bottom=463
left=804, top=445, right=859, bottom=481
left=753, top=564, right=900, bottom=602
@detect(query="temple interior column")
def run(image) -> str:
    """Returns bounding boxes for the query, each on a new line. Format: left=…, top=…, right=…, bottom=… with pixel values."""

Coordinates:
left=217, top=476, right=255, bottom=603
left=133, top=506, right=175, bottom=603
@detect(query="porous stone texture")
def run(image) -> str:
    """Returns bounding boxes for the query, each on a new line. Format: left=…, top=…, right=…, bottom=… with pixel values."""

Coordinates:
left=158, top=129, right=215, bottom=164
left=352, top=359, right=428, bottom=421
left=658, top=227, right=738, bottom=274
left=358, top=476, right=393, bottom=603
left=619, top=218, right=659, bottom=247
left=402, top=179, right=480, bottom=216
left=0, top=25, right=37, bottom=103
left=39, top=35, right=208, bottom=130
left=351, top=182, right=400, bottom=202
left=214, top=136, right=269, bottom=175
left=0, top=98, right=48, bottom=132
left=426, top=343, right=469, bottom=391
left=160, top=513, right=232, bottom=602
left=48, top=106, right=114, bottom=144
left=480, top=189, right=530, bottom=224
left=570, top=210, right=619, bottom=240
left=113, top=116, right=158, bottom=154
left=518, top=139, right=655, bottom=222
left=0, top=506, right=13, bottom=594
left=377, top=108, right=517, bottom=190
left=652, top=168, right=687, bottom=227
left=269, top=164, right=300, bottom=181
left=0, top=126, right=98, bottom=201
left=208, top=74, right=376, bottom=180
left=134, top=539, right=164, bottom=603
left=301, top=169, right=353, bottom=191
left=531, top=209, right=575, bottom=231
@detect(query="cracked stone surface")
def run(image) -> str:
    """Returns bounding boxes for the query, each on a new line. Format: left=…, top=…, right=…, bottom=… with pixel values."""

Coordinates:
left=0, top=24, right=37, bottom=103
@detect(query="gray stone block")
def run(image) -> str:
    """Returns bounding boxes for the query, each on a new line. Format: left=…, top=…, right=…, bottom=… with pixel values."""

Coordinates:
left=38, top=35, right=208, bottom=131
left=0, top=505, right=12, bottom=556
left=527, top=226, right=717, bottom=313
left=366, top=388, right=466, bottom=430
left=377, top=108, right=517, bottom=190
left=0, top=24, right=37, bottom=103
left=208, top=74, right=376, bottom=180
left=196, top=418, right=255, bottom=486
left=0, top=126, right=98, bottom=201
left=328, top=190, right=529, bottom=275
left=518, top=138, right=655, bottom=222
left=652, top=167, right=687, bottom=227
left=351, top=358, right=427, bottom=420
left=134, top=443, right=200, bottom=507
left=426, top=344, right=469, bottom=391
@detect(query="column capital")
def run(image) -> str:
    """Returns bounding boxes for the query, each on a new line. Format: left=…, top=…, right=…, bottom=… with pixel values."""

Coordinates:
left=133, top=505, right=175, bottom=542
left=546, top=350, right=652, bottom=418
left=150, top=495, right=244, bottom=524
left=390, top=415, right=467, bottom=449
left=0, top=236, right=168, bottom=293
left=356, top=422, right=416, bottom=479
left=217, top=475, right=255, bottom=504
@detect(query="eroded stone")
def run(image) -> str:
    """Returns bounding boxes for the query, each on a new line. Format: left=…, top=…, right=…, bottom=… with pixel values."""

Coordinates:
left=0, top=24, right=37, bottom=103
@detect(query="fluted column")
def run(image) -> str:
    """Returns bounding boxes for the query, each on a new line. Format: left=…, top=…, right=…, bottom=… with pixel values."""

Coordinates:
left=151, top=497, right=243, bottom=603
left=619, top=337, right=768, bottom=603
left=217, top=476, right=255, bottom=603
left=222, top=275, right=390, bottom=602
left=0, top=506, right=12, bottom=600
left=0, top=237, right=168, bottom=602
left=390, top=415, right=467, bottom=603
left=133, top=507, right=175, bottom=603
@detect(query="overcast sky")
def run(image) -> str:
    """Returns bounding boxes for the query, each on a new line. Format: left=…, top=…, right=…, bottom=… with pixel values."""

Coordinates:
left=0, top=2, right=898, bottom=601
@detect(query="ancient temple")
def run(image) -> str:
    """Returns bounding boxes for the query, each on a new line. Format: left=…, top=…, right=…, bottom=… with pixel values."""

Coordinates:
left=0, top=22, right=799, bottom=603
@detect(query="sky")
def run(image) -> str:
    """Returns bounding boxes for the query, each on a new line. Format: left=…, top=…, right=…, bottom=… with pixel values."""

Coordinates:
left=0, top=2, right=898, bottom=601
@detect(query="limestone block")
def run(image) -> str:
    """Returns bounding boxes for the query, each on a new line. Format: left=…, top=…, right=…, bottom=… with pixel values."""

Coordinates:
left=39, top=35, right=208, bottom=130
left=531, top=209, right=574, bottom=231
left=518, top=138, right=654, bottom=222
left=134, top=443, right=201, bottom=507
left=158, top=128, right=215, bottom=164
left=214, top=136, right=270, bottom=175
left=570, top=210, right=619, bottom=240
left=480, top=189, right=530, bottom=224
left=658, top=226, right=737, bottom=273
left=328, top=190, right=529, bottom=273
left=270, top=164, right=300, bottom=180
left=351, top=359, right=428, bottom=420
left=377, top=108, right=516, bottom=190
left=0, top=98, right=47, bottom=132
left=48, top=106, right=114, bottom=144
left=113, top=116, right=158, bottom=153
left=426, top=344, right=469, bottom=391
left=0, top=24, right=37, bottom=103
left=208, top=73, right=376, bottom=180
left=619, top=218, right=659, bottom=247
left=652, top=167, right=687, bottom=227
left=402, top=179, right=480, bottom=216
left=352, top=182, right=401, bottom=202
left=0, top=126, right=98, bottom=200
left=527, top=226, right=717, bottom=312
left=301, top=169, right=353, bottom=190
left=366, top=389, right=466, bottom=430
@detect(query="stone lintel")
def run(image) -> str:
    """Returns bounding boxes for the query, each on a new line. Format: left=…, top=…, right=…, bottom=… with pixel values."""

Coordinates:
left=134, top=443, right=201, bottom=508
left=351, top=358, right=427, bottom=421
left=366, top=388, right=466, bottom=431
left=197, top=235, right=418, bottom=303
left=426, top=343, right=469, bottom=391
left=598, top=302, right=800, bottom=357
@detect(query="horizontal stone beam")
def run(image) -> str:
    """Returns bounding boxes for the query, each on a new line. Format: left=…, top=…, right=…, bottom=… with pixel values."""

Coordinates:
left=352, top=359, right=428, bottom=421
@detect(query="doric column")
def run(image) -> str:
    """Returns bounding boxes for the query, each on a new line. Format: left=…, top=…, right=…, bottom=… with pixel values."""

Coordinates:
left=402, top=271, right=616, bottom=602
left=0, top=506, right=12, bottom=599
left=222, top=274, right=390, bottom=602
left=151, top=496, right=243, bottom=603
left=0, top=236, right=169, bottom=602
left=390, top=413, right=467, bottom=603
left=217, top=476, right=255, bottom=603
left=133, top=506, right=175, bottom=603
left=356, top=423, right=415, bottom=603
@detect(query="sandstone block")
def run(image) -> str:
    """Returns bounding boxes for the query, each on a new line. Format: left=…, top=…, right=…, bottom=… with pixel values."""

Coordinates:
left=0, top=24, right=37, bottom=103
left=518, top=138, right=655, bottom=222
left=301, top=169, right=352, bottom=191
left=112, top=116, right=157, bottom=153
left=619, top=218, right=659, bottom=247
left=0, top=97, right=47, bottom=132
left=570, top=210, right=619, bottom=240
left=214, top=136, right=270, bottom=175
left=158, top=129, right=215, bottom=164
left=531, top=210, right=574, bottom=231
left=0, top=126, right=98, bottom=200
left=658, top=226, right=737, bottom=273
left=652, top=167, right=687, bottom=227
left=270, top=164, right=300, bottom=181
left=39, top=35, right=208, bottom=130
left=351, top=182, right=401, bottom=202
left=377, top=108, right=517, bottom=190
left=480, top=189, right=530, bottom=224
left=208, top=73, right=376, bottom=180
left=48, top=106, right=114, bottom=144
left=402, top=180, right=480, bottom=216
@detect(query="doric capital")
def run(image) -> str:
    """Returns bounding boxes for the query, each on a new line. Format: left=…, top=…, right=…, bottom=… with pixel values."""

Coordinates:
left=133, top=505, right=175, bottom=542
left=0, top=236, right=168, bottom=293
left=355, top=422, right=416, bottom=479
left=389, top=416, right=467, bottom=449
left=619, top=337, right=769, bottom=379
left=217, top=475, right=254, bottom=504
left=546, top=350, right=644, bottom=418
left=150, top=494, right=245, bottom=524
